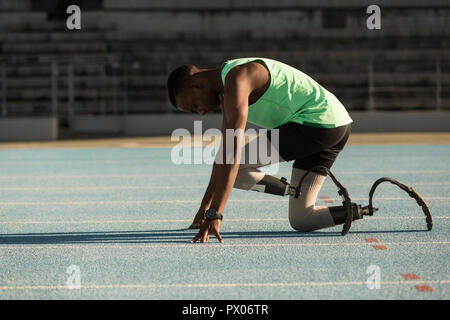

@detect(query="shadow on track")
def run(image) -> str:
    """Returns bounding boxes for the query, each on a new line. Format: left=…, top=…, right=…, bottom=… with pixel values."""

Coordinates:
left=0, top=229, right=427, bottom=245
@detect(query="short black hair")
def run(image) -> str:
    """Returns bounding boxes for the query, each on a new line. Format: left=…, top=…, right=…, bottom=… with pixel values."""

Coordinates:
left=167, top=64, right=194, bottom=108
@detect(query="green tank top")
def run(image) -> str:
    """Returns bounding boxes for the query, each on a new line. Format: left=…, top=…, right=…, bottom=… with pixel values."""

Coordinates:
left=220, top=57, right=353, bottom=129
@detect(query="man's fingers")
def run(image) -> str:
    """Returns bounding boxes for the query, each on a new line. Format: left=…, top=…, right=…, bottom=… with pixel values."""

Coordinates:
left=201, top=229, right=209, bottom=243
left=190, top=232, right=201, bottom=243
left=190, top=220, right=220, bottom=243
left=212, top=228, right=224, bottom=243
left=191, top=224, right=210, bottom=243
left=191, top=227, right=206, bottom=243
left=210, top=220, right=223, bottom=243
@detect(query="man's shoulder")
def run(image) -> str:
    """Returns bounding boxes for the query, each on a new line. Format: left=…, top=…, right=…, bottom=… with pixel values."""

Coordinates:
left=224, top=60, right=269, bottom=85
left=226, top=61, right=261, bottom=77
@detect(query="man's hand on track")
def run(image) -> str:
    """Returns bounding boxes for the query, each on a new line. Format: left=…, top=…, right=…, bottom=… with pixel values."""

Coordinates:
left=190, top=219, right=224, bottom=243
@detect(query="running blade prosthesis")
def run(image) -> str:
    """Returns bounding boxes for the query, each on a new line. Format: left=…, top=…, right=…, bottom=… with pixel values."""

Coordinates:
left=295, top=166, right=433, bottom=236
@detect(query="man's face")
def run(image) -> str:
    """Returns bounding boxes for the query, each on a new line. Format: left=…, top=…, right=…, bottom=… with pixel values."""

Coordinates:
left=175, top=86, right=220, bottom=115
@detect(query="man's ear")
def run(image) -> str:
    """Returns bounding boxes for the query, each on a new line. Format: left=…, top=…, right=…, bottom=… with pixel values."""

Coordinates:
left=191, top=82, right=203, bottom=89
left=190, top=74, right=204, bottom=89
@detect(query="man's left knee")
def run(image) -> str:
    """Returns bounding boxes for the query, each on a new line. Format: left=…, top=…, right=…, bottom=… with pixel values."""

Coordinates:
left=288, top=208, right=314, bottom=232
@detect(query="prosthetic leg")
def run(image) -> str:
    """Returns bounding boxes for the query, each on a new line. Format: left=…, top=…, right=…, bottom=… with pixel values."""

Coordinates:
left=252, top=168, right=353, bottom=235
left=367, top=177, right=433, bottom=231
left=248, top=166, right=433, bottom=236
left=251, top=174, right=291, bottom=196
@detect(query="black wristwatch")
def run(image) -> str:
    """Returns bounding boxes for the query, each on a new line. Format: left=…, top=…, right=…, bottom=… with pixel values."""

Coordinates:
left=205, top=208, right=223, bottom=221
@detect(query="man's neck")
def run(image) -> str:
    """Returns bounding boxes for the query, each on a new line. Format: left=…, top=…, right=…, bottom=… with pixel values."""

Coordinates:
left=197, top=68, right=224, bottom=95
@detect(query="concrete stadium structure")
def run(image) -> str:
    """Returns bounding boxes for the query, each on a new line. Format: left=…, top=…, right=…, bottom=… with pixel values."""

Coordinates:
left=0, top=0, right=449, bottom=140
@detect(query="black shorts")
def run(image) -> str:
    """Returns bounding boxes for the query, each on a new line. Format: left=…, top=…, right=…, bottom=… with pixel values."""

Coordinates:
left=268, top=122, right=351, bottom=175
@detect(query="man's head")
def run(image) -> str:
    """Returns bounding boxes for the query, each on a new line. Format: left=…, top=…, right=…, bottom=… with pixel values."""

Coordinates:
left=167, top=64, right=221, bottom=115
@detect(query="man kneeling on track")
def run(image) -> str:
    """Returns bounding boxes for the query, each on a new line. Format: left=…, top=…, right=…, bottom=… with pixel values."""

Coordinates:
left=167, top=57, right=358, bottom=243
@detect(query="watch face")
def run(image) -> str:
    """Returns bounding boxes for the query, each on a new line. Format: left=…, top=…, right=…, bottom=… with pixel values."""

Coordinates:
left=206, top=209, right=217, bottom=219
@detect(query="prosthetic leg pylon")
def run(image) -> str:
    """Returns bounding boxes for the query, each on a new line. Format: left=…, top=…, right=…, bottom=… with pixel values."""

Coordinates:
left=292, top=166, right=433, bottom=236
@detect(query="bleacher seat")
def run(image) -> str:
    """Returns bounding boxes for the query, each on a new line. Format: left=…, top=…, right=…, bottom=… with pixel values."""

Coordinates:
left=0, top=0, right=449, bottom=120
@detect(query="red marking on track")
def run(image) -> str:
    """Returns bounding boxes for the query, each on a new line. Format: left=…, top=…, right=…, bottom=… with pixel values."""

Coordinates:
left=372, top=245, right=387, bottom=250
left=319, top=196, right=330, bottom=199
left=402, top=274, right=421, bottom=280
left=414, top=285, right=434, bottom=292
left=324, top=200, right=334, bottom=204
left=364, top=238, right=379, bottom=243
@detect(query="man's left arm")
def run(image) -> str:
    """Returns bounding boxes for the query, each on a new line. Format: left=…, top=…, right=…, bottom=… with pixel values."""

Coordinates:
left=190, top=68, right=251, bottom=243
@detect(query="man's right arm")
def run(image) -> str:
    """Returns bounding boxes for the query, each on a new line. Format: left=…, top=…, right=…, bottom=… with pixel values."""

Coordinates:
left=189, top=100, right=226, bottom=228
left=199, top=109, right=227, bottom=209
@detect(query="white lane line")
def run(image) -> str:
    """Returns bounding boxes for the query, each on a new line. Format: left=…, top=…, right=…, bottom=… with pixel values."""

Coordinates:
left=0, top=170, right=449, bottom=179
left=0, top=174, right=210, bottom=179
left=273, top=170, right=450, bottom=175
left=0, top=241, right=449, bottom=250
left=365, top=216, right=450, bottom=220
left=0, top=216, right=448, bottom=225
left=0, top=218, right=285, bottom=225
left=1, top=154, right=449, bottom=160
left=0, top=197, right=448, bottom=206
left=0, top=279, right=449, bottom=291
left=0, top=186, right=199, bottom=191
left=0, top=155, right=449, bottom=163
left=0, top=181, right=449, bottom=191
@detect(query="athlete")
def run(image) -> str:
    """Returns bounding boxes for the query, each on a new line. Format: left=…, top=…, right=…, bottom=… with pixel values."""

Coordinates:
left=167, top=57, right=360, bottom=244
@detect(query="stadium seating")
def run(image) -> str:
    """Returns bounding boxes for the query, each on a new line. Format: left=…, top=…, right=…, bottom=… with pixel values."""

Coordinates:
left=0, top=0, right=448, bottom=125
